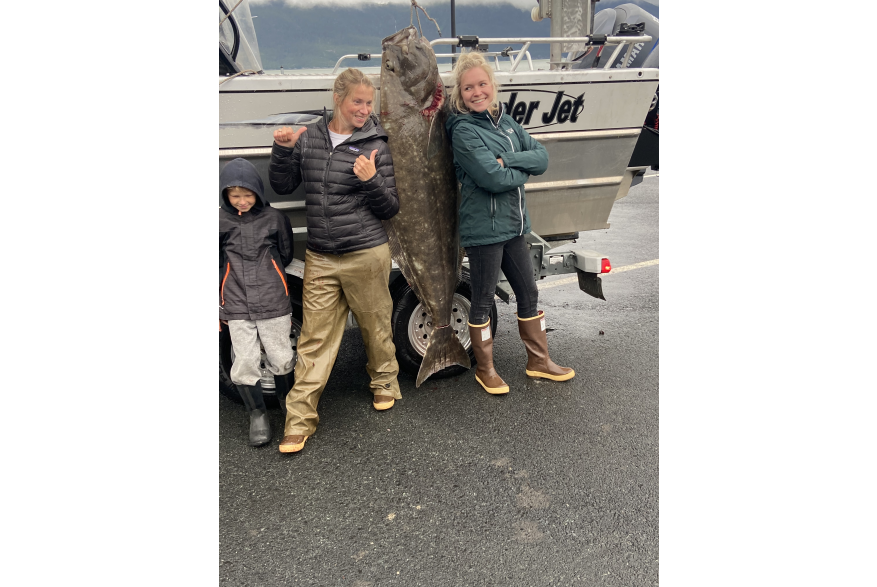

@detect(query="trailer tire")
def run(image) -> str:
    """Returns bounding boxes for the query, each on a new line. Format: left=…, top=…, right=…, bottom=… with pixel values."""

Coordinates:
left=390, top=273, right=497, bottom=379
left=219, top=314, right=302, bottom=407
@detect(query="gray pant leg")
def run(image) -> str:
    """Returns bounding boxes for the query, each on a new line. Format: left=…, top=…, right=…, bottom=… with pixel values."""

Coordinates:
left=228, top=319, right=263, bottom=386
left=255, top=314, right=294, bottom=376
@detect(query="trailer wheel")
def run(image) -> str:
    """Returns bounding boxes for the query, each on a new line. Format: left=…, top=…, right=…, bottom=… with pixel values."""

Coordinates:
left=219, top=315, right=302, bottom=407
left=390, top=273, right=497, bottom=379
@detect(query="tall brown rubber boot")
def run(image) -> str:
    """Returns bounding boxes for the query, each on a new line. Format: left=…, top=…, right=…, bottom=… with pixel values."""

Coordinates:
left=468, top=319, right=510, bottom=395
left=517, top=311, right=575, bottom=382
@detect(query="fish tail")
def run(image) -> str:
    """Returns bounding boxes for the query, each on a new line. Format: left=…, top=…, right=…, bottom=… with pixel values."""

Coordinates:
left=415, top=326, right=471, bottom=387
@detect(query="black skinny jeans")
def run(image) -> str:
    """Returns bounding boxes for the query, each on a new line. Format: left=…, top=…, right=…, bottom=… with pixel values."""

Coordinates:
left=466, top=235, right=539, bottom=325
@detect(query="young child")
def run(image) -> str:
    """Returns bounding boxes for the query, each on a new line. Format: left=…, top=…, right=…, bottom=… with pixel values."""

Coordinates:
left=219, top=158, right=295, bottom=447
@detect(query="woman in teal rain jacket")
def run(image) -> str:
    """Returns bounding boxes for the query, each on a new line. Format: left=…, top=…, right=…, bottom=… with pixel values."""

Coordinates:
left=446, top=51, right=575, bottom=395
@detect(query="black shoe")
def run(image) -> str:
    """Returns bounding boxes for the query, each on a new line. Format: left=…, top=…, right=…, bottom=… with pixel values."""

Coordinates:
left=247, top=409, right=272, bottom=447
left=237, top=383, right=272, bottom=447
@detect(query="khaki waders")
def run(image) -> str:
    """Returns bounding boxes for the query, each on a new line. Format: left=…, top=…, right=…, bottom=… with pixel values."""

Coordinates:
left=283, top=243, right=401, bottom=437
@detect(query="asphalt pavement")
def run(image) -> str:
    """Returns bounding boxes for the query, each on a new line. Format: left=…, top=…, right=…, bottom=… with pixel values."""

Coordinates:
left=219, top=173, right=659, bottom=586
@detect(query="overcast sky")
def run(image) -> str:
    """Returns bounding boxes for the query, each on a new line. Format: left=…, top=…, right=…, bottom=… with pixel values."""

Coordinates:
left=249, top=0, right=657, bottom=13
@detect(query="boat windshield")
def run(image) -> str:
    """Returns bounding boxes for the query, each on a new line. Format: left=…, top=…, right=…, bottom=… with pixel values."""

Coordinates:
left=220, top=0, right=263, bottom=73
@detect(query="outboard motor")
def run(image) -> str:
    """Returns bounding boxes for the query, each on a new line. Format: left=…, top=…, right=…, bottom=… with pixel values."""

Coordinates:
left=569, top=3, right=659, bottom=70
left=640, top=21, right=658, bottom=133
left=569, top=3, right=659, bottom=171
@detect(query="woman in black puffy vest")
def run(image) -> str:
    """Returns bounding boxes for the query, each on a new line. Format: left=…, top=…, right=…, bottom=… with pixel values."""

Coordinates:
left=268, top=68, right=401, bottom=454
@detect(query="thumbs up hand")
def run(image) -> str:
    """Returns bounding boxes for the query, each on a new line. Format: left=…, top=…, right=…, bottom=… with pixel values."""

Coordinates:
left=353, top=149, right=378, bottom=181
left=274, top=126, right=306, bottom=149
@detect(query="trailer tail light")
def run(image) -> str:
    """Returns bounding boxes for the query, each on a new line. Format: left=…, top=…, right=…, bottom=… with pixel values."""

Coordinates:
left=601, top=258, right=611, bottom=273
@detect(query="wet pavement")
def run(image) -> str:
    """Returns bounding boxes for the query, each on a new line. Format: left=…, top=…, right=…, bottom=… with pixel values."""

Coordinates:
left=219, top=174, right=659, bottom=586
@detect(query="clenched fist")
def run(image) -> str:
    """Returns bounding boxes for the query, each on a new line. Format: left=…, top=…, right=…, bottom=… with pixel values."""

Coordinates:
left=273, top=126, right=306, bottom=149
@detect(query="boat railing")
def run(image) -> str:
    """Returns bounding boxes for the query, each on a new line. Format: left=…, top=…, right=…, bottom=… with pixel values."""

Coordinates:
left=434, top=50, right=534, bottom=72
left=332, top=48, right=535, bottom=74
left=331, top=35, right=651, bottom=75
left=331, top=54, right=378, bottom=75
left=430, top=36, right=652, bottom=73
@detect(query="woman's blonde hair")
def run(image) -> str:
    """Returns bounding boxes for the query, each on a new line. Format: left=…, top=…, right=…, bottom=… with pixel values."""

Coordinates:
left=450, top=52, right=500, bottom=117
left=332, top=68, right=375, bottom=112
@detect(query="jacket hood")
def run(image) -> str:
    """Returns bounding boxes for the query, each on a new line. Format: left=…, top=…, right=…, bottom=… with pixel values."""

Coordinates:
left=220, top=158, right=266, bottom=214
left=445, top=103, right=506, bottom=140
left=319, top=109, right=388, bottom=143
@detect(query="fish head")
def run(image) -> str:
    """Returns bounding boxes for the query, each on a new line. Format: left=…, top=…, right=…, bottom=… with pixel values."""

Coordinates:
left=381, top=26, right=442, bottom=113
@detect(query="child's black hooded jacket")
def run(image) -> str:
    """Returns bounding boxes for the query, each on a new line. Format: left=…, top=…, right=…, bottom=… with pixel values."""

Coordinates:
left=219, top=158, right=294, bottom=321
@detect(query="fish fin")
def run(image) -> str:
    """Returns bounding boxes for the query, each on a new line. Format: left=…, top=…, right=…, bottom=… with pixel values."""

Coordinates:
left=383, top=219, right=423, bottom=300
left=415, top=327, right=471, bottom=387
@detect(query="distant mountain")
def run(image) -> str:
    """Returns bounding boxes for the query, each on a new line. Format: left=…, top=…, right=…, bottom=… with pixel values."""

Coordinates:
left=250, top=1, right=658, bottom=69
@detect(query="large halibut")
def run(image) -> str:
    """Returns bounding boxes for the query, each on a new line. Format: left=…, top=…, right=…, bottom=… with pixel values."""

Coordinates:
left=380, top=26, right=470, bottom=387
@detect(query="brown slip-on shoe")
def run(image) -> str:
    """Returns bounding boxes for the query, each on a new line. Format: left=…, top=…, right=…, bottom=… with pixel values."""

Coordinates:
left=279, top=434, right=309, bottom=453
left=373, top=395, right=395, bottom=411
